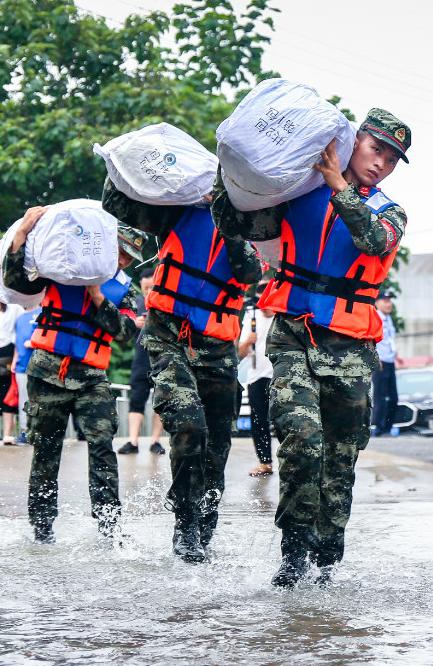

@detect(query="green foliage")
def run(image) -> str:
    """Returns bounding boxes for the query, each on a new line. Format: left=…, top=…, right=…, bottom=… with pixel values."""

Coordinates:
left=327, top=95, right=356, bottom=122
left=172, top=0, right=280, bottom=93
left=0, top=0, right=277, bottom=228
left=384, top=245, right=410, bottom=332
left=0, top=0, right=276, bottom=380
left=0, top=0, right=409, bottom=363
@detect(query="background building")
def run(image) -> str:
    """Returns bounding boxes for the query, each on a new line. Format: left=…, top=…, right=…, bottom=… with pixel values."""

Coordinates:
left=396, top=254, right=433, bottom=360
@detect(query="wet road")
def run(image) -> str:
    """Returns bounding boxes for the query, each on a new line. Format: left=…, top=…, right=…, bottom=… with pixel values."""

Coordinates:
left=1, top=437, right=433, bottom=665
left=369, top=433, right=433, bottom=464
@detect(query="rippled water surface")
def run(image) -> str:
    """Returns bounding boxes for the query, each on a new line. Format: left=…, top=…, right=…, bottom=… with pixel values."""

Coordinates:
left=1, top=439, right=433, bottom=665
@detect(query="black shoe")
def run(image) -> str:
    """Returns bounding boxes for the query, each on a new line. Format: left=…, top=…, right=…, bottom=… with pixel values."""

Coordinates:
left=149, top=441, right=165, bottom=455
left=34, top=524, right=55, bottom=544
left=271, top=554, right=308, bottom=588
left=315, top=566, right=334, bottom=587
left=173, top=515, right=205, bottom=563
left=118, top=441, right=139, bottom=454
left=199, top=510, right=219, bottom=549
left=97, top=525, right=129, bottom=549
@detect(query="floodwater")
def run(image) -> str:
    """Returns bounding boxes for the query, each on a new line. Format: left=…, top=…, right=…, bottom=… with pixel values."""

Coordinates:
left=1, top=438, right=433, bottom=666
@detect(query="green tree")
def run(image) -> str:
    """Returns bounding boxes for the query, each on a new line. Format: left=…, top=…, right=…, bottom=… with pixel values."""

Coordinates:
left=0, top=0, right=278, bottom=228
left=1, top=0, right=278, bottom=380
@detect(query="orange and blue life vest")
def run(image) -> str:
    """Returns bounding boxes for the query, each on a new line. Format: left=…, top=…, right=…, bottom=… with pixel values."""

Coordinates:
left=146, top=206, right=246, bottom=341
left=258, top=185, right=400, bottom=342
left=30, top=271, right=132, bottom=370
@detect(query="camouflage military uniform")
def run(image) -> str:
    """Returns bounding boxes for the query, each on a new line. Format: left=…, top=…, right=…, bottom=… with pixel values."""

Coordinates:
left=211, top=115, right=408, bottom=569
left=266, top=315, right=375, bottom=565
left=102, top=179, right=261, bottom=532
left=2, top=246, right=138, bottom=534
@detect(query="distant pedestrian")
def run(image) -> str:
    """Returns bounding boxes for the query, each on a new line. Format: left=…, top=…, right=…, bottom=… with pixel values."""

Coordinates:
left=11, top=305, right=41, bottom=444
left=0, top=301, right=23, bottom=445
left=371, top=291, right=399, bottom=436
left=238, top=281, right=274, bottom=477
left=117, top=268, right=165, bottom=456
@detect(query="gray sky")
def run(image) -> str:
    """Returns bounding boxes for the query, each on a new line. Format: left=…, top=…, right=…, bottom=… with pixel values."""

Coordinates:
left=79, top=0, right=432, bottom=255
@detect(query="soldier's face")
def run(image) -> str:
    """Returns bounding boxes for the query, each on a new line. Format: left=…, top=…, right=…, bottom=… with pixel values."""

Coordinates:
left=348, top=133, right=399, bottom=186
left=118, top=248, right=134, bottom=269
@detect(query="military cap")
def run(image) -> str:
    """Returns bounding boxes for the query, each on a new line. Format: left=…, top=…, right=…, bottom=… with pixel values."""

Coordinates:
left=117, top=224, right=148, bottom=262
left=360, top=108, right=411, bottom=163
left=377, top=289, right=395, bottom=300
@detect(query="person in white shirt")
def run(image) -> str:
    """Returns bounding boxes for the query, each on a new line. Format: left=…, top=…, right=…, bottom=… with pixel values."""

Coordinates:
left=371, top=291, right=398, bottom=436
left=0, top=301, right=24, bottom=444
left=238, top=281, right=274, bottom=476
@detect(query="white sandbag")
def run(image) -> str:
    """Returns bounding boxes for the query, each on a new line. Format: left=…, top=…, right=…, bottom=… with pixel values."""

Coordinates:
left=216, top=78, right=356, bottom=211
left=0, top=219, right=45, bottom=308
left=24, top=199, right=119, bottom=286
left=94, top=122, right=218, bottom=206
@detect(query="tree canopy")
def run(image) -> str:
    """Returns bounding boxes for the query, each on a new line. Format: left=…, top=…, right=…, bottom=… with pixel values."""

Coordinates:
left=0, top=0, right=407, bottom=381
left=0, top=0, right=279, bottom=227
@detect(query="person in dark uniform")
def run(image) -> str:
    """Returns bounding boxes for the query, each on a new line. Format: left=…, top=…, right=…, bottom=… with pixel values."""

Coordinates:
left=371, top=290, right=399, bottom=436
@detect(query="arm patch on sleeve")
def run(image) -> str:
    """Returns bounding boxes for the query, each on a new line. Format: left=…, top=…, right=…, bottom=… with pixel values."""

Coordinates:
left=381, top=219, right=398, bottom=252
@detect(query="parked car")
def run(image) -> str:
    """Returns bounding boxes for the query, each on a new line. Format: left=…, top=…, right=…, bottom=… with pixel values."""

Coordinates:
left=394, top=366, right=433, bottom=435
left=236, top=366, right=433, bottom=438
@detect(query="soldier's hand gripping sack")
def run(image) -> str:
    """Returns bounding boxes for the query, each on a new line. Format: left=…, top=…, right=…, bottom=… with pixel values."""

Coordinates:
left=0, top=218, right=45, bottom=307
left=94, top=122, right=218, bottom=206
left=24, top=199, right=119, bottom=286
left=216, top=78, right=356, bottom=212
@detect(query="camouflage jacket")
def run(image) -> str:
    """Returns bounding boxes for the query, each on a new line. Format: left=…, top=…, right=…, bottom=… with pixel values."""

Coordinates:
left=211, top=168, right=407, bottom=257
left=102, top=178, right=262, bottom=285
left=2, top=246, right=138, bottom=389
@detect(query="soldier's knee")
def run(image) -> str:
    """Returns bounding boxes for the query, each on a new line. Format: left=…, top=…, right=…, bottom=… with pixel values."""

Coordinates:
left=174, top=419, right=207, bottom=438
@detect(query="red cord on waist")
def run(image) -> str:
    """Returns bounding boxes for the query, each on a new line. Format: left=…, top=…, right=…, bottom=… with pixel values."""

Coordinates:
left=177, top=319, right=196, bottom=357
left=294, top=313, right=318, bottom=348
left=58, top=356, right=71, bottom=382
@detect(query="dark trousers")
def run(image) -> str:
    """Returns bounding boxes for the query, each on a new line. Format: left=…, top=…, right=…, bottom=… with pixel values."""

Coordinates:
left=371, top=361, right=398, bottom=433
left=247, top=377, right=272, bottom=464
left=269, top=351, right=371, bottom=566
left=148, top=344, right=236, bottom=513
left=26, top=376, right=120, bottom=528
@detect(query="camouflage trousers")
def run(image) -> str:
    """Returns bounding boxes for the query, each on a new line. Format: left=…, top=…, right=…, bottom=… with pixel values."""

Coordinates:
left=269, top=351, right=371, bottom=566
left=147, top=342, right=237, bottom=513
left=25, top=375, right=120, bottom=529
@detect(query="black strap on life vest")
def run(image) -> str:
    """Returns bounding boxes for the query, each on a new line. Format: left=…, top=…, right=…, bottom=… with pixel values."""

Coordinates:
left=275, top=243, right=382, bottom=314
left=151, top=253, right=244, bottom=323
left=36, top=303, right=110, bottom=353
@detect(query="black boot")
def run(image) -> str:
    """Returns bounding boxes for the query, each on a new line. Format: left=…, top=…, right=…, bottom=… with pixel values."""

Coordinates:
left=173, top=511, right=205, bottom=563
left=315, top=565, right=334, bottom=587
left=199, top=510, right=219, bottom=549
left=199, top=489, right=221, bottom=549
left=271, top=528, right=309, bottom=589
left=34, top=522, right=55, bottom=544
left=311, top=531, right=344, bottom=584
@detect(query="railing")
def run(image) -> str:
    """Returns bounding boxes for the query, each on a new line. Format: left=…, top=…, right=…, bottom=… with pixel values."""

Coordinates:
left=63, top=382, right=155, bottom=439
